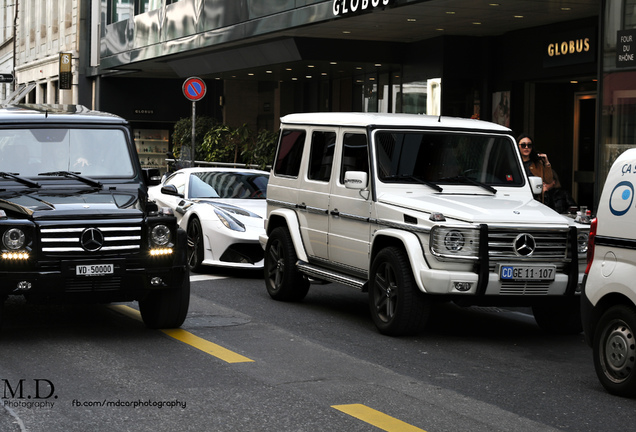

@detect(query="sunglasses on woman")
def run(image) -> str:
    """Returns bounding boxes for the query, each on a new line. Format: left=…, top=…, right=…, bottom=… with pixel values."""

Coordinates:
left=519, top=143, right=533, bottom=148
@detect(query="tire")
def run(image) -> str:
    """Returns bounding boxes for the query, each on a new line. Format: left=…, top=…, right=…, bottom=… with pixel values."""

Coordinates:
left=593, top=305, right=636, bottom=397
left=187, top=217, right=204, bottom=272
left=264, top=227, right=309, bottom=301
left=368, top=247, right=430, bottom=336
left=532, top=299, right=582, bottom=334
left=139, top=269, right=190, bottom=329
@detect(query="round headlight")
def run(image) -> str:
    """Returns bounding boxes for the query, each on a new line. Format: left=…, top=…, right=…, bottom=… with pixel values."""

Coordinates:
left=444, top=230, right=465, bottom=252
left=3, top=228, right=26, bottom=250
left=150, top=224, right=171, bottom=246
left=577, top=232, right=589, bottom=254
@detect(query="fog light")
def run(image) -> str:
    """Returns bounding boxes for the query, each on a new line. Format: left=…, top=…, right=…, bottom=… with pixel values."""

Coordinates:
left=150, top=277, right=163, bottom=286
left=454, top=281, right=473, bottom=292
left=150, top=248, right=173, bottom=256
left=16, top=281, right=32, bottom=291
left=2, top=251, right=29, bottom=260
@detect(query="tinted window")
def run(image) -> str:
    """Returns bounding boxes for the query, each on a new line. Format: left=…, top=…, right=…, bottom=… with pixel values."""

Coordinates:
left=340, top=133, right=369, bottom=183
left=274, top=129, right=306, bottom=177
left=308, top=131, right=336, bottom=182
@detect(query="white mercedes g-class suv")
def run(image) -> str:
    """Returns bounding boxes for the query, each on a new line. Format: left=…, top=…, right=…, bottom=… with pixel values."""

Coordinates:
left=261, top=113, right=588, bottom=336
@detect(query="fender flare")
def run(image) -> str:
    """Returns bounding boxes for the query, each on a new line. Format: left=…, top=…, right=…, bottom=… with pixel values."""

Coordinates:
left=371, top=228, right=430, bottom=292
left=265, top=208, right=309, bottom=262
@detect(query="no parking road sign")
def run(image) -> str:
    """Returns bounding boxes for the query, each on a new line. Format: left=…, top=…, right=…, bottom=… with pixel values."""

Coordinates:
left=182, top=77, right=207, bottom=102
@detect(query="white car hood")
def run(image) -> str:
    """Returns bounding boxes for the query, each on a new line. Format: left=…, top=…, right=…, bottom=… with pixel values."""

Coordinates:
left=196, top=198, right=267, bottom=219
left=377, top=190, right=568, bottom=225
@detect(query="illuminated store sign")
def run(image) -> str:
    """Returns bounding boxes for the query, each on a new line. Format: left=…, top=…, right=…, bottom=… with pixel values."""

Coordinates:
left=543, top=28, right=596, bottom=68
left=333, top=0, right=394, bottom=16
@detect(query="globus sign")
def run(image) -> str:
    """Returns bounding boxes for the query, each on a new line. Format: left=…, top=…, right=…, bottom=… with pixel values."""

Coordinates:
left=182, top=77, right=206, bottom=102
left=333, top=0, right=393, bottom=16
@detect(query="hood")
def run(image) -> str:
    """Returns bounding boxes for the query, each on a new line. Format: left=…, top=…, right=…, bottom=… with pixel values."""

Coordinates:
left=195, top=198, right=267, bottom=219
left=0, top=189, right=141, bottom=219
left=378, top=190, right=568, bottom=225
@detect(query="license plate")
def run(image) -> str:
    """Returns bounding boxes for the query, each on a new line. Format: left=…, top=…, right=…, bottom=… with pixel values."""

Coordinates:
left=76, top=264, right=114, bottom=276
left=499, top=265, right=555, bottom=281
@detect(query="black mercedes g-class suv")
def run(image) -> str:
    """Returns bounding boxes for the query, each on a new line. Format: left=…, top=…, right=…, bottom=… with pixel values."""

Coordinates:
left=0, top=104, right=189, bottom=328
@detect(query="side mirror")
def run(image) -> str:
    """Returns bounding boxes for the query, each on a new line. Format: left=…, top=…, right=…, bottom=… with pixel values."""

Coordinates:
left=143, top=168, right=162, bottom=186
left=161, top=184, right=183, bottom=198
left=528, top=176, right=543, bottom=195
left=344, top=171, right=368, bottom=190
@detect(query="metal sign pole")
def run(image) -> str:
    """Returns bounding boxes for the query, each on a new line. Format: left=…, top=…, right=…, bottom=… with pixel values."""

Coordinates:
left=182, top=77, right=206, bottom=168
left=191, top=101, right=196, bottom=167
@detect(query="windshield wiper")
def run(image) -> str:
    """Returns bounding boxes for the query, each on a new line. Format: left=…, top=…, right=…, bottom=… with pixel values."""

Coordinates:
left=0, top=172, right=41, bottom=188
left=384, top=174, right=443, bottom=192
left=38, top=171, right=102, bottom=188
left=440, top=175, right=497, bottom=194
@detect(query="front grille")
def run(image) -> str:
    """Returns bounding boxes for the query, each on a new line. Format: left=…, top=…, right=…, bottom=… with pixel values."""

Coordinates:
left=40, top=223, right=142, bottom=256
left=500, top=280, right=551, bottom=295
left=488, top=229, right=568, bottom=261
left=66, top=277, right=123, bottom=293
left=220, top=243, right=265, bottom=264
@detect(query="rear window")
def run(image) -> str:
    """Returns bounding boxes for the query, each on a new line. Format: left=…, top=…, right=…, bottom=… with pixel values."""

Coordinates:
left=274, top=129, right=306, bottom=177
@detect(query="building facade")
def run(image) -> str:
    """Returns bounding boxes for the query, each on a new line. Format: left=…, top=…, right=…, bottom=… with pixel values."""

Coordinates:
left=6, top=0, right=634, bottom=211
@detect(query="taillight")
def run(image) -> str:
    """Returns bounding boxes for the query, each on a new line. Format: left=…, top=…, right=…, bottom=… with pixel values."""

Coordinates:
left=584, top=217, right=597, bottom=275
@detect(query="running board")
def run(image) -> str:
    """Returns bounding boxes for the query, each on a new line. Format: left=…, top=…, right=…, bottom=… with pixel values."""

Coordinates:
left=296, top=260, right=368, bottom=291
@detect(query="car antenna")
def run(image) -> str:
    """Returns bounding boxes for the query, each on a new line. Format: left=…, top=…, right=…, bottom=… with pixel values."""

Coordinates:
left=438, top=114, right=441, bottom=122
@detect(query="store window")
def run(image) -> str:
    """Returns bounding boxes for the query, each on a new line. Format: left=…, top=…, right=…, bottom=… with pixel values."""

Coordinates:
left=397, top=78, right=441, bottom=115
left=108, top=0, right=172, bottom=24
left=599, top=0, right=636, bottom=191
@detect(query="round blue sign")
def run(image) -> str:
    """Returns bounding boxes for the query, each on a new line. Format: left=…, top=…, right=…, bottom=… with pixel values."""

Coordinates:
left=183, top=77, right=207, bottom=102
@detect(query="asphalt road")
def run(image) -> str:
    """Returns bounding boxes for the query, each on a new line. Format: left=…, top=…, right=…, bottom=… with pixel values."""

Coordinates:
left=1, top=268, right=635, bottom=431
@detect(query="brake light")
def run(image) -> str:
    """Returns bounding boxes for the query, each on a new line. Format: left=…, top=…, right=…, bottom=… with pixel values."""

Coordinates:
left=585, top=217, right=597, bottom=275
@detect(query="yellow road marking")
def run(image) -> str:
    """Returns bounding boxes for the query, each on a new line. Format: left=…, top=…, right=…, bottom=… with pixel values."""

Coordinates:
left=109, top=305, right=254, bottom=364
left=161, top=328, right=254, bottom=363
left=332, top=404, right=426, bottom=432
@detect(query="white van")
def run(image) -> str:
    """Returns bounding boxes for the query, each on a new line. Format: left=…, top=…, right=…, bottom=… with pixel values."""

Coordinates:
left=262, top=112, right=590, bottom=336
left=582, top=147, right=636, bottom=397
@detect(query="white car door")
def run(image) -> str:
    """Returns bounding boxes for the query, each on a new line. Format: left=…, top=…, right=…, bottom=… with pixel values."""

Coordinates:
left=327, top=131, right=372, bottom=273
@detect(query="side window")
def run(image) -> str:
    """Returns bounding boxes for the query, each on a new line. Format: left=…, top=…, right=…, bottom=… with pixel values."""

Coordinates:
left=308, top=131, right=336, bottom=182
left=274, top=129, right=306, bottom=177
left=340, top=133, right=369, bottom=183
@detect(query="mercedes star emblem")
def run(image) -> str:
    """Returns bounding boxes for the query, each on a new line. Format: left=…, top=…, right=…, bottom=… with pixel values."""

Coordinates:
left=80, top=228, right=104, bottom=252
left=513, top=233, right=536, bottom=257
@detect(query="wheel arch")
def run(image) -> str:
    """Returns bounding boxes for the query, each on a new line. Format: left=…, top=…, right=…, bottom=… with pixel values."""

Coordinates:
left=370, top=228, right=429, bottom=293
left=265, top=209, right=308, bottom=262
left=591, top=292, right=636, bottom=338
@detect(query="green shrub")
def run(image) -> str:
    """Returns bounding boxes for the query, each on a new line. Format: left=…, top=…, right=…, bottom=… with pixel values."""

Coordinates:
left=172, top=118, right=278, bottom=169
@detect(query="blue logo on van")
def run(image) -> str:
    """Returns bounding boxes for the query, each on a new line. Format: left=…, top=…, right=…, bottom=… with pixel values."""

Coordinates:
left=609, top=181, right=634, bottom=216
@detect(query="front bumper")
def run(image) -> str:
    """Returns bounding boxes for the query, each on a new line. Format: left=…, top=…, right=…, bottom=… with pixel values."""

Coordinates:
left=0, top=228, right=188, bottom=301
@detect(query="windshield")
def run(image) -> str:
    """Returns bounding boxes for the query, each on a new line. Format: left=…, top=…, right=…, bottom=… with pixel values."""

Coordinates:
left=0, top=128, right=134, bottom=178
left=189, top=171, right=269, bottom=199
left=374, top=131, right=524, bottom=186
